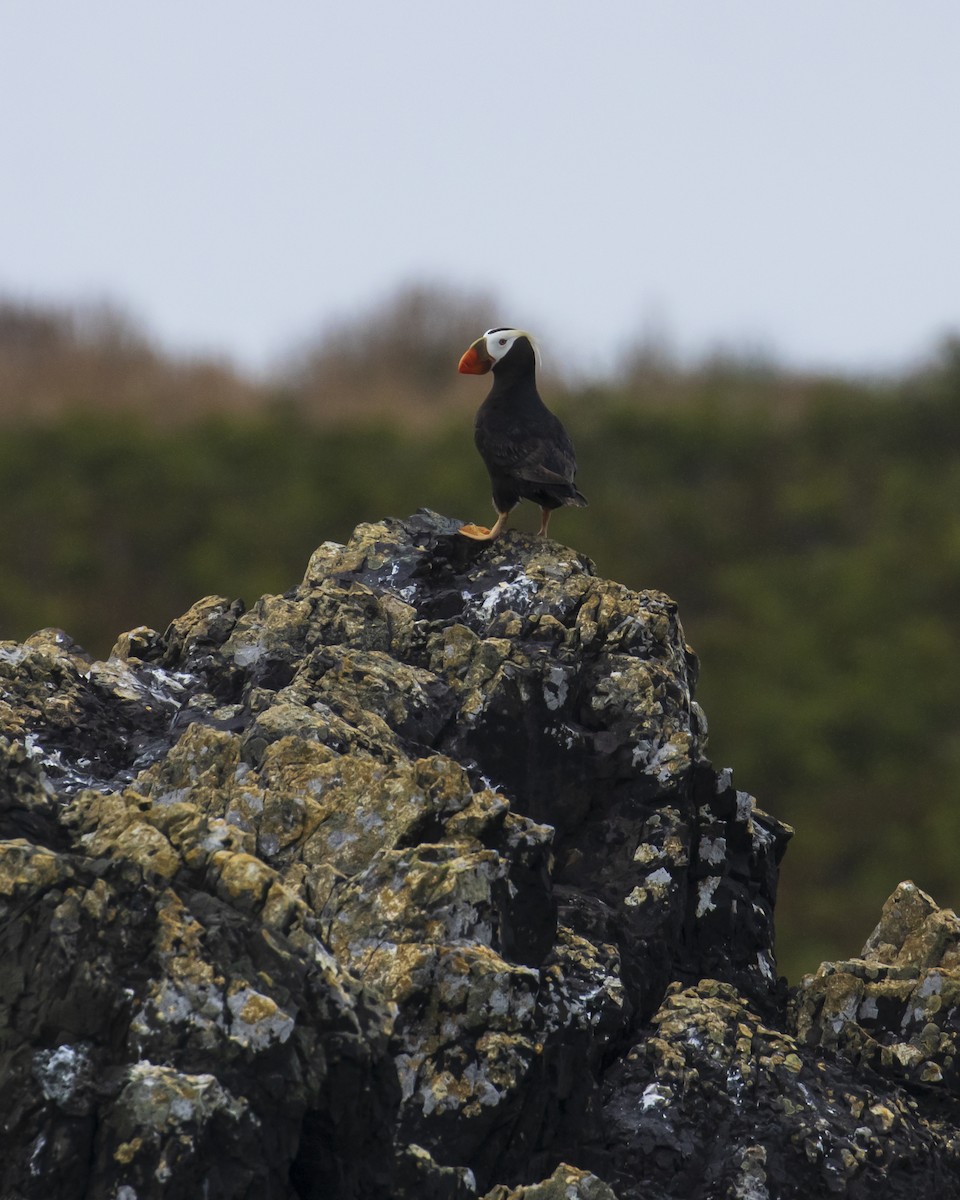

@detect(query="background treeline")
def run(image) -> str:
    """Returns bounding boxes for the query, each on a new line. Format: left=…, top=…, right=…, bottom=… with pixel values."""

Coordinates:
left=2, top=285, right=959, bottom=981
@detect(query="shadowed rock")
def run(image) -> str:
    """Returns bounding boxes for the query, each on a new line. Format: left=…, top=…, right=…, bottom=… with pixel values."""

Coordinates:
left=0, top=511, right=957, bottom=1198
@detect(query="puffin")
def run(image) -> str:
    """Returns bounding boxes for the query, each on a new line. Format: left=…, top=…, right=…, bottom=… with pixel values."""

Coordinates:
left=457, top=327, right=587, bottom=540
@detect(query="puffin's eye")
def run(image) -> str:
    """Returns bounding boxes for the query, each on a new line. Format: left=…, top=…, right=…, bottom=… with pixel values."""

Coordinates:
left=498, top=338, right=507, bottom=346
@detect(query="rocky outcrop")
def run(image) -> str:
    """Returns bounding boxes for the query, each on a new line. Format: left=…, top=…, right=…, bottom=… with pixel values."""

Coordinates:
left=793, top=882, right=960, bottom=1089
left=1, top=510, right=959, bottom=1198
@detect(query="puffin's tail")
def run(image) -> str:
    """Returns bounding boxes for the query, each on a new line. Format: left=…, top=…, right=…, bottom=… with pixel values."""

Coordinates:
left=541, top=483, right=587, bottom=509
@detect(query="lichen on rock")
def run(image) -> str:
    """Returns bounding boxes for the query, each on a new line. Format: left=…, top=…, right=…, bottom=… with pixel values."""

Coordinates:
left=792, top=880, right=960, bottom=1091
left=1, top=510, right=957, bottom=1198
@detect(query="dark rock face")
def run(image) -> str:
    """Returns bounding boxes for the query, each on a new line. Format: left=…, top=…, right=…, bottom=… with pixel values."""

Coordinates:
left=1, top=510, right=958, bottom=1198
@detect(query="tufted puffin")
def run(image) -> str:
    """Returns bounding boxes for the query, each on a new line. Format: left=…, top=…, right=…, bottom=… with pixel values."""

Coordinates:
left=457, top=328, right=587, bottom=541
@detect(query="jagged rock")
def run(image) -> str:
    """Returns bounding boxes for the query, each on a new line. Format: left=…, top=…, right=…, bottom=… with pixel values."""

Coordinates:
left=793, top=881, right=960, bottom=1089
left=1, top=510, right=957, bottom=1198
left=591, top=978, right=960, bottom=1198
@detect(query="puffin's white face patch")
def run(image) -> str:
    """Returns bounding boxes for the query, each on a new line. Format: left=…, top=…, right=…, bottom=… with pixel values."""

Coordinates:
left=483, top=327, right=539, bottom=366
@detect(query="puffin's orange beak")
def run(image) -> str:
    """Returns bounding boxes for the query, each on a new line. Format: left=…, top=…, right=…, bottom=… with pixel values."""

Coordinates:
left=458, top=337, right=494, bottom=375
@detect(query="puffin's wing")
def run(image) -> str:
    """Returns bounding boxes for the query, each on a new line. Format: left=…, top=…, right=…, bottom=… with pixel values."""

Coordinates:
left=476, top=422, right=578, bottom=487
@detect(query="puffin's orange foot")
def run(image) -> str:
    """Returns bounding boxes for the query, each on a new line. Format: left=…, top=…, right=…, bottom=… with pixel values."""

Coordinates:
left=457, top=523, right=497, bottom=541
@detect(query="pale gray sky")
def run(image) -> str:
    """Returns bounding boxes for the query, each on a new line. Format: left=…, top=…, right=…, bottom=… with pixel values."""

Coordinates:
left=2, top=2, right=958, bottom=376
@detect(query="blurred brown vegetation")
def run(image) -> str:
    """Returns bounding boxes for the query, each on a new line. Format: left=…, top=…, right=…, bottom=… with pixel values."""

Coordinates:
left=1, top=282, right=959, bottom=983
left=282, top=283, right=502, bottom=423
left=0, top=297, right=260, bottom=422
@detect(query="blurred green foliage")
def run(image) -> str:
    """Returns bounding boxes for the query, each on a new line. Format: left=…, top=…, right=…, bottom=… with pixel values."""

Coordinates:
left=2, top=298, right=959, bottom=982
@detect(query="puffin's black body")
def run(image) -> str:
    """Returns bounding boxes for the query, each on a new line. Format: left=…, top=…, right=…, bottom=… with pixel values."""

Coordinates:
left=458, top=328, right=586, bottom=540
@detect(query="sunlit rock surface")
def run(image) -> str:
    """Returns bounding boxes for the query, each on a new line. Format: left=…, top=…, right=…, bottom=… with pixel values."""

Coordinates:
left=1, top=510, right=957, bottom=1198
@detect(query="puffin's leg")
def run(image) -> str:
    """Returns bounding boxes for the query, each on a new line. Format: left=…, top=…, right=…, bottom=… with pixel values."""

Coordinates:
left=488, top=509, right=510, bottom=539
left=538, top=507, right=551, bottom=537
left=458, top=510, right=510, bottom=541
